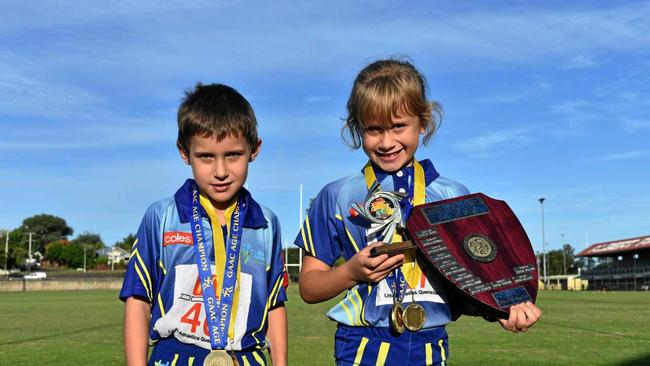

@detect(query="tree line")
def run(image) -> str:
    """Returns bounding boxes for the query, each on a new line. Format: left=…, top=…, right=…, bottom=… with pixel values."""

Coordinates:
left=1, top=214, right=134, bottom=271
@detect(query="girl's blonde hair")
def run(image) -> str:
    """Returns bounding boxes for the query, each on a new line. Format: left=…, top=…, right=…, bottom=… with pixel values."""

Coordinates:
left=342, top=59, right=442, bottom=148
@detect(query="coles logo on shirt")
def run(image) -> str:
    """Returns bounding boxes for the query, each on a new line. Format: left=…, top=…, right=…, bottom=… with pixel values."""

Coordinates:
left=163, top=231, right=193, bottom=246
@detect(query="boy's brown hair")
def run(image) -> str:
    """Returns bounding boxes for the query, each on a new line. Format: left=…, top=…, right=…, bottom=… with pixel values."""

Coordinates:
left=177, top=83, right=259, bottom=153
left=343, top=59, right=442, bottom=148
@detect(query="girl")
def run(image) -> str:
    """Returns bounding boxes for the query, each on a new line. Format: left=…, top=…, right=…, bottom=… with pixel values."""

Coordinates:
left=294, top=59, right=541, bottom=365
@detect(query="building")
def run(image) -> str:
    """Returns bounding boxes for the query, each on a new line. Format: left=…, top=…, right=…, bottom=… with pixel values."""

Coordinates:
left=96, top=246, right=130, bottom=264
left=577, top=235, right=650, bottom=291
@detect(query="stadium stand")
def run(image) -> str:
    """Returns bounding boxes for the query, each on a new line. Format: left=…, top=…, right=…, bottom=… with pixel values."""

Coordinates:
left=577, top=235, right=650, bottom=291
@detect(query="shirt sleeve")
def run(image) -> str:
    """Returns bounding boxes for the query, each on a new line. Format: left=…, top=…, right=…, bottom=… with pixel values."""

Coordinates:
left=293, top=186, right=342, bottom=266
left=267, top=212, right=287, bottom=308
left=119, top=203, right=161, bottom=303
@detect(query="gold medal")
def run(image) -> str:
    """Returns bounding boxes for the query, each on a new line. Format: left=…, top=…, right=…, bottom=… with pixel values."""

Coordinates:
left=204, top=350, right=238, bottom=366
left=390, top=302, right=405, bottom=334
left=403, top=303, right=426, bottom=332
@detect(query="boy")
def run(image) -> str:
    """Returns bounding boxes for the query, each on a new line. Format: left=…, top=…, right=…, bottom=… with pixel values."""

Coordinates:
left=120, top=83, right=287, bottom=366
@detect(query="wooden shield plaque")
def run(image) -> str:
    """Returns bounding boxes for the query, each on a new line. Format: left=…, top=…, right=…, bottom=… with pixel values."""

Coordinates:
left=406, top=193, right=538, bottom=319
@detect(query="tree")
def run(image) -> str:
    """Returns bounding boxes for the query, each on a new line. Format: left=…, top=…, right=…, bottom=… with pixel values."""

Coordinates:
left=18, top=214, right=73, bottom=254
left=44, top=240, right=67, bottom=266
left=547, top=244, right=577, bottom=275
left=72, top=232, right=104, bottom=248
left=114, top=233, right=137, bottom=251
left=71, top=232, right=104, bottom=269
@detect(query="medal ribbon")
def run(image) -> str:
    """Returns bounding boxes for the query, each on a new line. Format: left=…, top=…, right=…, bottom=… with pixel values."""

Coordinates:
left=363, top=159, right=425, bottom=300
left=189, top=181, right=245, bottom=350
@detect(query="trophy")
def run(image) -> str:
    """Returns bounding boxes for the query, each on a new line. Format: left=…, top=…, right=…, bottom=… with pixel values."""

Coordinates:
left=349, top=187, right=427, bottom=333
left=362, top=193, right=538, bottom=320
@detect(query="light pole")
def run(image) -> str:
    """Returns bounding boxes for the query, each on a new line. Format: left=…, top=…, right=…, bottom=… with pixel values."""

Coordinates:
left=561, top=233, right=567, bottom=275
left=4, top=232, right=8, bottom=275
left=539, top=198, right=547, bottom=286
left=633, top=253, right=639, bottom=291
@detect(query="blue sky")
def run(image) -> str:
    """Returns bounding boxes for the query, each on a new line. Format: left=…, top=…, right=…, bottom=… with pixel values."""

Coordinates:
left=1, top=1, right=649, bottom=255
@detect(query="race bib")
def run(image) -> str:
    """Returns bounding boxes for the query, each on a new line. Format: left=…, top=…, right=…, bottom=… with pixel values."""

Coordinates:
left=154, top=264, right=252, bottom=350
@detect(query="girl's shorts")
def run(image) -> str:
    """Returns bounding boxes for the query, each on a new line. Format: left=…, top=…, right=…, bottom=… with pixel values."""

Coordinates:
left=334, top=324, right=449, bottom=366
left=148, top=337, right=268, bottom=366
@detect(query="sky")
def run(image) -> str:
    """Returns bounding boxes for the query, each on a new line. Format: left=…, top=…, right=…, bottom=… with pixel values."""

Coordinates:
left=1, top=1, right=649, bottom=256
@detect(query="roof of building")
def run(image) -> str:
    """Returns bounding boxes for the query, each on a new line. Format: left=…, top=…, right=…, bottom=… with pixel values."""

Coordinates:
left=577, top=235, right=650, bottom=257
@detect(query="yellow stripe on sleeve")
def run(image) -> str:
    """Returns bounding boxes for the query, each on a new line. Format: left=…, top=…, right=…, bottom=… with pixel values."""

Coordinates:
left=375, top=342, right=390, bottom=366
left=188, top=356, right=195, bottom=366
left=354, top=337, right=369, bottom=365
left=171, top=353, right=179, bottom=366
left=439, top=339, right=447, bottom=366
left=133, top=249, right=153, bottom=298
left=305, top=216, right=316, bottom=256
left=133, top=261, right=151, bottom=301
left=131, top=238, right=138, bottom=250
left=300, top=223, right=310, bottom=253
left=252, top=351, right=266, bottom=365
left=425, top=343, right=433, bottom=365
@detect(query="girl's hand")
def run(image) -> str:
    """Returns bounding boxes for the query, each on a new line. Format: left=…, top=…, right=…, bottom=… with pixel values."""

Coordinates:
left=343, top=242, right=405, bottom=283
left=498, top=301, right=542, bottom=333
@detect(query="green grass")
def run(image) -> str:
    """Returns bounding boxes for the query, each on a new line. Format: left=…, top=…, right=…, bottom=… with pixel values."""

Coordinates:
left=1, top=288, right=649, bottom=365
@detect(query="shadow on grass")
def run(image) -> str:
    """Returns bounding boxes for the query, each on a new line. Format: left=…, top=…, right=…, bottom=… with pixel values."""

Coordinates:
left=0, top=322, right=121, bottom=346
left=617, top=354, right=650, bottom=366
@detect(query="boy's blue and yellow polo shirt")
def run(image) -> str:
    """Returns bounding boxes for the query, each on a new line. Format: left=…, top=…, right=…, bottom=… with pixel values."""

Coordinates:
left=120, top=179, right=287, bottom=359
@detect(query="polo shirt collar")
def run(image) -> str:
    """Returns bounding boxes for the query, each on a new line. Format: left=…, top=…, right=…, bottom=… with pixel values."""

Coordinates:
left=174, top=179, right=268, bottom=229
left=363, top=158, right=440, bottom=186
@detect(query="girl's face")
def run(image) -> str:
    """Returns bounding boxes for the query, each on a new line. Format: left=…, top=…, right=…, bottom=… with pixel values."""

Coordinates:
left=361, top=114, right=424, bottom=173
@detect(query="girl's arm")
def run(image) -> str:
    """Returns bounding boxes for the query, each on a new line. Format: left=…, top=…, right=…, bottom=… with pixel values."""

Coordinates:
left=267, top=304, right=288, bottom=366
left=124, top=296, right=151, bottom=366
left=299, top=242, right=405, bottom=303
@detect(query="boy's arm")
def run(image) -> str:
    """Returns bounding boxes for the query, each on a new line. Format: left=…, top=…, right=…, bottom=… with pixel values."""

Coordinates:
left=124, top=296, right=151, bottom=366
left=299, top=242, right=405, bottom=304
left=497, top=301, right=542, bottom=333
left=267, top=304, right=287, bottom=366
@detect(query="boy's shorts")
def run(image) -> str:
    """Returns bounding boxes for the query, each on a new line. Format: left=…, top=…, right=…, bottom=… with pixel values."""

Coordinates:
left=148, top=337, right=268, bottom=366
left=334, top=324, right=449, bottom=366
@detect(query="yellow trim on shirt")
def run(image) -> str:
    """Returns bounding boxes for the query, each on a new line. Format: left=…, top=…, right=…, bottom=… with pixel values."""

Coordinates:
left=133, top=249, right=153, bottom=299
left=252, top=351, right=266, bottom=365
left=376, top=342, right=390, bottom=366
left=251, top=274, right=284, bottom=343
left=354, top=337, right=369, bottom=365
left=425, top=343, right=433, bottom=365
left=305, top=215, right=315, bottom=255
left=439, top=339, right=447, bottom=365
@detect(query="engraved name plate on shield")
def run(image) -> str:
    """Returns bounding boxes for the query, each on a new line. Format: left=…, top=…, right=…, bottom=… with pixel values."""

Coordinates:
left=406, top=193, right=538, bottom=319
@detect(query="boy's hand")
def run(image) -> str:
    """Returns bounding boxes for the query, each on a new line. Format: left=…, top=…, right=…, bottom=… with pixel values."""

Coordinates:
left=344, top=242, right=405, bottom=283
left=498, top=301, right=542, bottom=333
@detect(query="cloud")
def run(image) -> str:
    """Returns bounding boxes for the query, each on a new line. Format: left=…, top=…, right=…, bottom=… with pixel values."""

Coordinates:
left=623, top=119, right=650, bottom=132
left=304, top=95, right=332, bottom=103
left=452, top=128, right=533, bottom=157
left=563, top=55, right=600, bottom=69
left=593, top=150, right=650, bottom=161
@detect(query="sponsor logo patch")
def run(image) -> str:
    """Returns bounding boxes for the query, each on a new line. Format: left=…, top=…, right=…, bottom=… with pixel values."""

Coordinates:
left=163, top=231, right=193, bottom=246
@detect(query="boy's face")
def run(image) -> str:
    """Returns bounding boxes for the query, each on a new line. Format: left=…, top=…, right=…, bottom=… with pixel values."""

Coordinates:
left=362, top=114, right=424, bottom=173
left=179, top=133, right=261, bottom=210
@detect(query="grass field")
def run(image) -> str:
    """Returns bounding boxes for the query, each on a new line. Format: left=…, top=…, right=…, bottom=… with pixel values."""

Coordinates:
left=1, top=288, right=649, bottom=365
